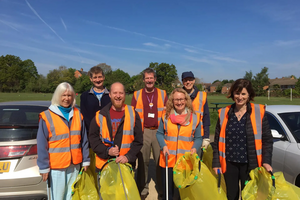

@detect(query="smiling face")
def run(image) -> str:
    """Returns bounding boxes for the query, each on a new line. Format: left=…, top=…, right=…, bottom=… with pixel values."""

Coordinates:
left=60, top=90, right=73, bottom=108
left=173, top=92, right=187, bottom=114
left=109, top=82, right=125, bottom=110
left=233, top=88, right=249, bottom=107
left=90, top=72, right=105, bottom=89
left=182, top=77, right=195, bottom=91
left=143, top=72, right=156, bottom=90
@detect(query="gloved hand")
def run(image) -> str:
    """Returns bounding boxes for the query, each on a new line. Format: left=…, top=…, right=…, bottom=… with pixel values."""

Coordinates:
left=201, top=138, right=210, bottom=149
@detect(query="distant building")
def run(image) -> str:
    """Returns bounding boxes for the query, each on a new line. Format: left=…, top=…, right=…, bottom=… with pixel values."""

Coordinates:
left=268, top=77, right=298, bottom=90
left=202, top=83, right=211, bottom=92
left=221, top=83, right=232, bottom=94
left=74, top=68, right=88, bottom=78
left=210, top=81, right=222, bottom=92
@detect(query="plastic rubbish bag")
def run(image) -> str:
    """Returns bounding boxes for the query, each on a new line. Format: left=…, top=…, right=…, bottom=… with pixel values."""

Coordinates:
left=201, top=144, right=227, bottom=193
left=173, top=152, right=227, bottom=200
left=242, top=167, right=300, bottom=200
left=71, top=167, right=99, bottom=200
left=99, top=159, right=140, bottom=200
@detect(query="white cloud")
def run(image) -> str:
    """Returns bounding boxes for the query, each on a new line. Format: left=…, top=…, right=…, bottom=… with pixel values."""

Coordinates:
left=26, top=0, right=65, bottom=43
left=143, top=42, right=159, bottom=47
left=0, top=19, right=19, bottom=32
left=184, top=48, right=199, bottom=53
left=182, top=55, right=218, bottom=65
left=211, top=55, right=247, bottom=63
left=274, top=39, right=300, bottom=47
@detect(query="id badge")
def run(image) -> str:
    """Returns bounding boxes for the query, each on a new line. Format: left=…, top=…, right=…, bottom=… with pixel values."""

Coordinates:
left=148, top=113, right=155, bottom=118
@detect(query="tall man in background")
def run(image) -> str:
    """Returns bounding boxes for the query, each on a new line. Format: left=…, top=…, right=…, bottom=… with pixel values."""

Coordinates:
left=182, top=71, right=211, bottom=151
left=131, top=68, right=168, bottom=199
left=80, top=66, right=111, bottom=134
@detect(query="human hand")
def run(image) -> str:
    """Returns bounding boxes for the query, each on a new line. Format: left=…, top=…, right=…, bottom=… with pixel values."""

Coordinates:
left=263, top=163, right=273, bottom=172
left=201, top=138, right=210, bottom=149
left=163, top=146, right=169, bottom=156
left=213, top=167, right=222, bottom=175
left=84, top=166, right=88, bottom=171
left=190, top=148, right=197, bottom=154
left=108, top=145, right=119, bottom=156
left=115, top=155, right=128, bottom=164
left=41, top=172, right=49, bottom=182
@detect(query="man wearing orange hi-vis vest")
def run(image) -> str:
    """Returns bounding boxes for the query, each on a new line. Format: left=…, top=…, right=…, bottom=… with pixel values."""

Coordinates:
left=181, top=71, right=210, bottom=153
left=89, top=82, right=143, bottom=199
left=212, top=79, right=273, bottom=200
left=131, top=68, right=168, bottom=199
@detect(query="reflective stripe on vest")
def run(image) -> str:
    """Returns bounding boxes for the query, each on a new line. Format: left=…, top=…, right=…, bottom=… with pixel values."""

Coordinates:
left=192, top=91, right=207, bottom=136
left=159, top=113, right=199, bottom=168
left=134, top=88, right=166, bottom=130
left=218, top=103, right=264, bottom=173
left=95, top=105, right=135, bottom=169
left=40, top=108, right=83, bottom=169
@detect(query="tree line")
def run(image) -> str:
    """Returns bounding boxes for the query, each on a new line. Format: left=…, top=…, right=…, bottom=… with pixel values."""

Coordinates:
left=1, top=54, right=299, bottom=97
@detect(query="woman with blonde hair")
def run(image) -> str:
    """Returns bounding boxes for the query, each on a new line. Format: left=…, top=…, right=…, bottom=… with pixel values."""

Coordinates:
left=37, top=82, right=90, bottom=200
left=156, top=88, right=202, bottom=200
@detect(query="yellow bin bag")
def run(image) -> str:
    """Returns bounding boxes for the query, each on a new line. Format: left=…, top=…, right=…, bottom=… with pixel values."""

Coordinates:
left=242, top=167, right=300, bottom=200
left=173, top=152, right=227, bottom=200
left=71, top=167, right=99, bottom=200
left=99, top=160, right=140, bottom=200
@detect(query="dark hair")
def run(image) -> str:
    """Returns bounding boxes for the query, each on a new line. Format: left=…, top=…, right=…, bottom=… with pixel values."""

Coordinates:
left=142, top=68, right=156, bottom=79
left=88, top=66, right=104, bottom=78
left=227, top=79, right=255, bottom=101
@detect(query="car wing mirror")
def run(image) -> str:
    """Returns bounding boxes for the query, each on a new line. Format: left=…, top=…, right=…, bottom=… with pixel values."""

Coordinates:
left=271, top=129, right=284, bottom=139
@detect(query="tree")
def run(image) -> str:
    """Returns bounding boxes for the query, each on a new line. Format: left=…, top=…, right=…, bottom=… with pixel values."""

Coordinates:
left=295, top=78, right=300, bottom=95
left=47, top=66, right=76, bottom=92
left=212, top=80, right=220, bottom=84
left=96, top=63, right=112, bottom=75
left=244, top=70, right=253, bottom=82
left=104, top=69, right=131, bottom=93
left=130, top=73, right=144, bottom=93
left=149, top=62, right=178, bottom=94
left=0, top=55, right=38, bottom=92
left=74, top=74, right=92, bottom=93
left=252, top=67, right=269, bottom=96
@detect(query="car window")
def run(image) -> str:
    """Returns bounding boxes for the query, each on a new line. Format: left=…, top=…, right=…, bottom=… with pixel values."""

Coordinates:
left=266, top=112, right=286, bottom=137
left=279, top=112, right=300, bottom=143
left=0, top=105, right=48, bottom=141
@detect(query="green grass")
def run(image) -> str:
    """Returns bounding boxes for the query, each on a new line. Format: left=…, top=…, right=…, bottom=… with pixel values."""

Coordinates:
left=1, top=92, right=299, bottom=134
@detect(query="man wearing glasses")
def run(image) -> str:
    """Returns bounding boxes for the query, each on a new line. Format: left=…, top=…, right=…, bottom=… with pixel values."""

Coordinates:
left=131, top=67, right=168, bottom=199
left=182, top=71, right=211, bottom=152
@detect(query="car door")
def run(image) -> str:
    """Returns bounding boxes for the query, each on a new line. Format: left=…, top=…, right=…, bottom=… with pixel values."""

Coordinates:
left=266, top=112, right=290, bottom=172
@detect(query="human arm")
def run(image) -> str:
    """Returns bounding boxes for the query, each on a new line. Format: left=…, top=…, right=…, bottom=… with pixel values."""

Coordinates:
left=192, top=124, right=203, bottom=151
left=156, top=119, right=167, bottom=150
left=212, top=117, right=222, bottom=169
left=124, top=111, right=143, bottom=163
left=89, top=117, right=111, bottom=159
left=80, top=117, right=90, bottom=167
left=262, top=113, right=273, bottom=171
left=80, top=93, right=91, bottom=133
left=202, top=100, right=211, bottom=139
left=37, top=118, right=50, bottom=175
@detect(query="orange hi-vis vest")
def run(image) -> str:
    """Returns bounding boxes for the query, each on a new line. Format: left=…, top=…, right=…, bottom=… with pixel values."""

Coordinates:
left=95, top=105, right=136, bottom=169
left=192, top=91, right=207, bottom=136
left=159, top=112, right=200, bottom=168
left=218, top=103, right=265, bottom=173
left=134, top=88, right=166, bottom=130
left=39, top=107, right=83, bottom=169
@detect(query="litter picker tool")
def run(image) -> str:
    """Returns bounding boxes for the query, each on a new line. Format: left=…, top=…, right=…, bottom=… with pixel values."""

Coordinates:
left=166, top=153, right=169, bottom=200
left=47, top=174, right=51, bottom=200
left=117, top=159, right=128, bottom=200
left=217, top=169, right=221, bottom=193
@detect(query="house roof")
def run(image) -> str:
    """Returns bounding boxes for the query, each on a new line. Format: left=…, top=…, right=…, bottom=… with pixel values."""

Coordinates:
left=223, top=83, right=232, bottom=88
left=269, top=77, right=298, bottom=86
left=211, top=81, right=221, bottom=86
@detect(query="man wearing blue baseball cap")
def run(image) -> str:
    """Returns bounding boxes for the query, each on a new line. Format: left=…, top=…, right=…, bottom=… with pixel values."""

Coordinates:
left=182, top=71, right=211, bottom=151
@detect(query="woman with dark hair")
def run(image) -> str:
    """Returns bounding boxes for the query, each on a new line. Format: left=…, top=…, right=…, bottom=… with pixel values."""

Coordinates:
left=156, top=88, right=202, bottom=200
left=212, top=79, right=273, bottom=200
left=37, top=82, right=90, bottom=200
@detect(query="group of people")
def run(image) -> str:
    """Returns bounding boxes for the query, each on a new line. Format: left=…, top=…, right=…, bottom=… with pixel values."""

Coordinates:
left=36, top=65, right=273, bottom=200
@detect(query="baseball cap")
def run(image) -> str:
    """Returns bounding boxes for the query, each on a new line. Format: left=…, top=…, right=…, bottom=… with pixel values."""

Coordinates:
left=181, top=71, right=195, bottom=80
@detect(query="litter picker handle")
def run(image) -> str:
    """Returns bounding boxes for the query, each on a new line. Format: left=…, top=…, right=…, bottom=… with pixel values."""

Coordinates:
left=269, top=171, right=276, bottom=188
left=166, top=153, right=168, bottom=200
left=47, top=173, right=51, bottom=200
left=217, top=169, right=221, bottom=193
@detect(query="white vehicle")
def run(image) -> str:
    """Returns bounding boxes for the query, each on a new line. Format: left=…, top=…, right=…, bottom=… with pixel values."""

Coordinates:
left=266, top=105, right=300, bottom=186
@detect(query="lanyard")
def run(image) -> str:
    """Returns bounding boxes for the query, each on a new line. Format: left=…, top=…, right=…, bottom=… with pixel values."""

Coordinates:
left=146, top=93, right=154, bottom=108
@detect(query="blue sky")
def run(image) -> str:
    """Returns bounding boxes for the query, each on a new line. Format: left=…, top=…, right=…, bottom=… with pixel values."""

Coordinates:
left=0, top=0, right=300, bottom=83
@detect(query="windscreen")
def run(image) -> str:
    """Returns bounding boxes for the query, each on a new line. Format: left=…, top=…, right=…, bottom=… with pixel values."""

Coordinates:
left=0, top=105, right=48, bottom=141
left=279, top=112, right=300, bottom=143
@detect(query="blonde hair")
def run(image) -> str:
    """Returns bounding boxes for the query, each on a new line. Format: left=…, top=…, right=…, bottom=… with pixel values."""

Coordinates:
left=51, top=82, right=76, bottom=107
left=165, top=88, right=194, bottom=121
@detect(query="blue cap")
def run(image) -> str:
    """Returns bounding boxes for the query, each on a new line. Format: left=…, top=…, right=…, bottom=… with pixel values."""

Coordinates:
left=181, top=71, right=195, bottom=80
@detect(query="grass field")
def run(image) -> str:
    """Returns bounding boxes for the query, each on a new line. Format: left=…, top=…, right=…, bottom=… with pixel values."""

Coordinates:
left=1, top=92, right=299, bottom=134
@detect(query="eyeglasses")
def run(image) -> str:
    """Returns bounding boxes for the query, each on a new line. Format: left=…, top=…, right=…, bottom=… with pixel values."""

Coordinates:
left=173, top=98, right=186, bottom=102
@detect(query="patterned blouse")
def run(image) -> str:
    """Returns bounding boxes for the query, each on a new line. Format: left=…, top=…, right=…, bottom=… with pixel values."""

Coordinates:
left=225, top=112, right=248, bottom=163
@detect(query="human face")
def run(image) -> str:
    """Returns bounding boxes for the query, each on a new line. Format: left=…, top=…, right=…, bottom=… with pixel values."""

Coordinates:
left=109, top=83, right=125, bottom=110
left=173, top=92, right=187, bottom=114
left=60, top=90, right=73, bottom=108
left=90, top=72, right=105, bottom=89
left=233, top=88, right=249, bottom=107
left=143, top=72, right=156, bottom=90
left=182, top=77, right=195, bottom=91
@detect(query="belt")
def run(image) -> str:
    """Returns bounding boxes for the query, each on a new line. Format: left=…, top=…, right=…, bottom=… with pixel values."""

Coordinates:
left=145, top=127, right=158, bottom=130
